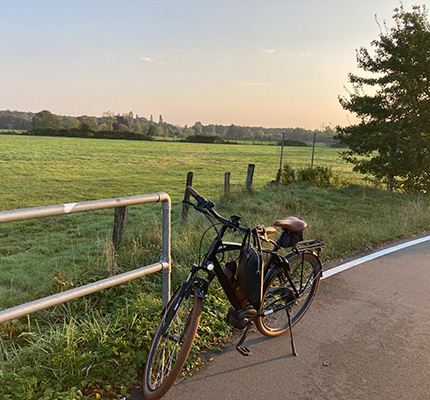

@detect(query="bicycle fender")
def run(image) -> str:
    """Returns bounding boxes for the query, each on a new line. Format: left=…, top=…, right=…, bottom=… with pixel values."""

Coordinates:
left=314, top=255, right=323, bottom=278
left=263, top=264, right=283, bottom=289
left=159, top=286, right=181, bottom=317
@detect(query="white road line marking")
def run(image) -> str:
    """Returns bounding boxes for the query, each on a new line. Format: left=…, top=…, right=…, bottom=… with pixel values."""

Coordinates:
left=322, top=235, right=430, bottom=280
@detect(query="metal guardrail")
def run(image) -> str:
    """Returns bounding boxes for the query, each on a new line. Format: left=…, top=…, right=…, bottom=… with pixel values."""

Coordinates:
left=0, top=192, right=171, bottom=324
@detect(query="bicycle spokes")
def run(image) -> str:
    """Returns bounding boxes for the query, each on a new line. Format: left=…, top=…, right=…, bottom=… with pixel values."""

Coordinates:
left=148, top=296, right=196, bottom=391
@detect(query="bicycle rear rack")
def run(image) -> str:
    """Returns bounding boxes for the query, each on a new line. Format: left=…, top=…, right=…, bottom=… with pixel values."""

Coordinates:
left=294, top=239, right=325, bottom=252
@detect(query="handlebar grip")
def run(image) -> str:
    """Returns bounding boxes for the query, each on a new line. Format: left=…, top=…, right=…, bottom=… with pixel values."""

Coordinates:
left=186, top=185, right=200, bottom=199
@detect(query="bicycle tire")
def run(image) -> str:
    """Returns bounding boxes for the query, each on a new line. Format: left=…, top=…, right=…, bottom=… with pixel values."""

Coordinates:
left=143, top=286, right=203, bottom=400
left=255, top=252, right=321, bottom=337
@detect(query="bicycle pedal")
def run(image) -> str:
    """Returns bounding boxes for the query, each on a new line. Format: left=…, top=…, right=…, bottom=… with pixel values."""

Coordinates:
left=236, top=345, right=252, bottom=356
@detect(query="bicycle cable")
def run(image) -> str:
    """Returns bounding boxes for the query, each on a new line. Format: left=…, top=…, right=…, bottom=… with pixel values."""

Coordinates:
left=198, top=214, right=222, bottom=265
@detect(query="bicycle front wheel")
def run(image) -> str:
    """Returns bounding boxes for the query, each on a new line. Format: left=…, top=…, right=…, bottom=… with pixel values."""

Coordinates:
left=143, top=286, right=203, bottom=400
left=255, top=252, right=321, bottom=337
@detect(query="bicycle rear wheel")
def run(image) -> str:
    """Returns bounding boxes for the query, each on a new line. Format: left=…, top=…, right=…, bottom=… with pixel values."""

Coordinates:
left=143, top=285, right=203, bottom=400
left=255, top=252, right=321, bottom=337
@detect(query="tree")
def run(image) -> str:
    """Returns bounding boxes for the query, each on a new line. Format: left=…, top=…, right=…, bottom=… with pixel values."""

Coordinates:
left=0, top=110, right=33, bottom=130
left=147, top=125, right=157, bottom=136
left=78, top=116, right=99, bottom=131
left=102, top=111, right=116, bottom=130
left=32, top=110, right=62, bottom=129
left=225, top=124, right=246, bottom=140
left=181, top=125, right=195, bottom=138
left=115, top=114, right=129, bottom=128
left=112, top=122, right=127, bottom=131
left=192, top=121, right=203, bottom=135
left=157, top=114, right=165, bottom=136
left=133, top=123, right=143, bottom=134
left=335, top=5, right=430, bottom=192
left=63, top=117, right=81, bottom=130
left=253, top=130, right=264, bottom=143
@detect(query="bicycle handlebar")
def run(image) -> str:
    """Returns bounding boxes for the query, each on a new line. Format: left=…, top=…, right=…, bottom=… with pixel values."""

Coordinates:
left=185, top=187, right=278, bottom=242
left=186, top=185, right=210, bottom=209
left=186, top=185, right=200, bottom=199
left=185, top=186, right=281, bottom=246
left=185, top=186, right=244, bottom=230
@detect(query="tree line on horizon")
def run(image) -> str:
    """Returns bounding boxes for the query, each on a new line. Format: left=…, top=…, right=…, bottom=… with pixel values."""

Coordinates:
left=0, top=109, right=337, bottom=145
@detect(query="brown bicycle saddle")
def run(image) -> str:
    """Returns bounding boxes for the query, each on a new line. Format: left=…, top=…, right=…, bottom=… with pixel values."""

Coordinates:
left=273, top=217, right=307, bottom=232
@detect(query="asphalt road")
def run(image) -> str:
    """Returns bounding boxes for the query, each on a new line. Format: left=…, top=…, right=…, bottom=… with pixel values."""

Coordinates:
left=132, top=237, right=430, bottom=400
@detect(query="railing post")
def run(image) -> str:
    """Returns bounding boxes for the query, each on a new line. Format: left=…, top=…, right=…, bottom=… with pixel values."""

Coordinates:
left=162, top=198, right=171, bottom=307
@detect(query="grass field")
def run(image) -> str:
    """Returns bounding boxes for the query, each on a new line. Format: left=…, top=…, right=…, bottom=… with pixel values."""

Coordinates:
left=2, top=134, right=430, bottom=399
left=0, top=135, right=357, bottom=309
left=0, top=135, right=360, bottom=211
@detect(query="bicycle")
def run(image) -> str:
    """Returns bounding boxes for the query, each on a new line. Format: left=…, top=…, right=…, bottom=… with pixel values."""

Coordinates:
left=143, top=186, right=325, bottom=399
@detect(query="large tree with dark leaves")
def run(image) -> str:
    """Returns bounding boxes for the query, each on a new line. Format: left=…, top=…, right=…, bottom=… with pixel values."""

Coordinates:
left=336, top=5, right=430, bottom=192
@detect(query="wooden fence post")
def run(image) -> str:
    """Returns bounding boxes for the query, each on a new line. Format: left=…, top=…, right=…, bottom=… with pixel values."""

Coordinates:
left=311, top=132, right=316, bottom=167
left=276, top=132, right=286, bottom=183
left=224, top=172, right=231, bottom=195
left=246, top=164, right=255, bottom=190
left=182, top=171, right=193, bottom=224
left=113, top=206, right=129, bottom=251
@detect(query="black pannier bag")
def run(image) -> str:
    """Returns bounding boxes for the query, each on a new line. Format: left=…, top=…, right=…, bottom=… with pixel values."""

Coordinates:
left=236, top=228, right=264, bottom=308
left=223, top=260, right=249, bottom=309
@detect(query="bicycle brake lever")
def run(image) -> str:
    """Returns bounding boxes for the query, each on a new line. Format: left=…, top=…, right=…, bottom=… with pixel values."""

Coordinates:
left=182, top=199, right=206, bottom=210
left=182, top=200, right=208, bottom=215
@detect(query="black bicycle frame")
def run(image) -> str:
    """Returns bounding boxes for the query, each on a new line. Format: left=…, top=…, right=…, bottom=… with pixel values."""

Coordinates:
left=184, top=225, right=297, bottom=313
left=203, top=224, right=245, bottom=310
left=177, top=197, right=322, bottom=317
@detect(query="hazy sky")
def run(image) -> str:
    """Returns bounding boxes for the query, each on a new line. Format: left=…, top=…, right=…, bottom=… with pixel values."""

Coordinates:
left=1, top=0, right=427, bottom=129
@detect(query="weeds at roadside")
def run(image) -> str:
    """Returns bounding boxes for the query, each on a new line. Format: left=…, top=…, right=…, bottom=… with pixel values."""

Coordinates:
left=1, top=184, right=430, bottom=399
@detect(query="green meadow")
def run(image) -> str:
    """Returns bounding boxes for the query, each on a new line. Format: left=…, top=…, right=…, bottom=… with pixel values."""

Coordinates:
left=2, top=135, right=357, bottom=309
left=1, top=134, right=430, bottom=400
left=0, top=135, right=360, bottom=211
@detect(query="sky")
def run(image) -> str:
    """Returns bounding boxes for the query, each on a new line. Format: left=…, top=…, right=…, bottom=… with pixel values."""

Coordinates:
left=1, top=0, right=428, bottom=130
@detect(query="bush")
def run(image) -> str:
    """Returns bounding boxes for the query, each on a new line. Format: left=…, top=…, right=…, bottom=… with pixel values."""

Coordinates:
left=280, top=163, right=295, bottom=185
left=277, top=139, right=308, bottom=147
left=297, top=166, right=341, bottom=187
left=183, top=135, right=227, bottom=144
left=19, top=128, right=154, bottom=141
left=281, top=163, right=343, bottom=188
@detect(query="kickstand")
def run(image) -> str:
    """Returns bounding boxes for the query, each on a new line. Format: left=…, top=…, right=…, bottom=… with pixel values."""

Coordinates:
left=286, top=307, right=298, bottom=357
left=236, top=322, right=253, bottom=356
